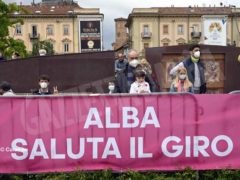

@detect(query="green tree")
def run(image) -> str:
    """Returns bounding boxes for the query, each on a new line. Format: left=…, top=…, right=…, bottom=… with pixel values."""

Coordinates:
left=0, top=0, right=27, bottom=59
left=41, top=40, right=55, bottom=55
left=31, top=40, right=55, bottom=56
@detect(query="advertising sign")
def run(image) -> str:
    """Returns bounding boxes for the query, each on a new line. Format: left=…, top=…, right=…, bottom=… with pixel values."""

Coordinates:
left=80, top=21, right=101, bottom=52
left=202, top=15, right=227, bottom=46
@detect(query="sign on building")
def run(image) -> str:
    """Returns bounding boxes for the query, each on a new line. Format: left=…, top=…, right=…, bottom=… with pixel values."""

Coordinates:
left=80, top=21, right=102, bottom=52
left=202, top=15, right=227, bottom=46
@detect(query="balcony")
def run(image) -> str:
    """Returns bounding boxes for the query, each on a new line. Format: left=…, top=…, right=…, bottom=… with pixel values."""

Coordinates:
left=29, top=33, right=40, bottom=40
left=191, top=32, right=201, bottom=38
left=141, top=32, right=152, bottom=39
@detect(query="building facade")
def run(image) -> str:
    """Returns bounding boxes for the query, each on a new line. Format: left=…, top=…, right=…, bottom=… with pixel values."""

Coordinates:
left=125, top=7, right=240, bottom=55
left=9, top=3, right=103, bottom=54
left=112, top=18, right=129, bottom=51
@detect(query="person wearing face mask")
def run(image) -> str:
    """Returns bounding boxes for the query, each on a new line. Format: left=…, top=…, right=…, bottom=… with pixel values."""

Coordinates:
left=169, top=67, right=193, bottom=93
left=32, top=74, right=58, bottom=95
left=169, top=44, right=206, bottom=94
left=114, top=49, right=156, bottom=93
left=108, top=82, right=115, bottom=94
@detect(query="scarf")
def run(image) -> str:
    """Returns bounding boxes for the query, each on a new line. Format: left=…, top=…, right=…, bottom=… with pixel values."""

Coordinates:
left=191, top=56, right=199, bottom=63
left=177, top=80, right=187, bottom=92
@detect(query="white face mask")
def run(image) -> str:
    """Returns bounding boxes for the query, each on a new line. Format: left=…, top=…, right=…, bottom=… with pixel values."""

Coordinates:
left=108, top=85, right=115, bottom=91
left=193, top=51, right=201, bottom=59
left=129, top=59, right=139, bottom=68
left=179, top=74, right=186, bottom=80
left=40, top=82, right=48, bottom=89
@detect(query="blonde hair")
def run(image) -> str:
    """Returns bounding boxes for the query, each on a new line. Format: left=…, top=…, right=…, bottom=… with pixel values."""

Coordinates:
left=140, top=58, right=152, bottom=74
left=173, top=67, right=192, bottom=90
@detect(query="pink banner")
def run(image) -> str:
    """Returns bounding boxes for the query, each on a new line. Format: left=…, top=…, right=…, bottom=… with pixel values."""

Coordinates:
left=0, top=94, right=240, bottom=173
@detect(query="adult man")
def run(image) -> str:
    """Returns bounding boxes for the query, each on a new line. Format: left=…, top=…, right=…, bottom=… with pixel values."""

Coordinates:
left=32, top=74, right=58, bottom=95
left=114, top=49, right=156, bottom=93
left=170, top=44, right=206, bottom=94
left=0, top=81, right=15, bottom=96
left=114, top=52, right=128, bottom=73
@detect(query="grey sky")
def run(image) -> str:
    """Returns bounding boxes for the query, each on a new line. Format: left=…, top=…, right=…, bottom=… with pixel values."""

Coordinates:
left=3, top=0, right=240, bottom=49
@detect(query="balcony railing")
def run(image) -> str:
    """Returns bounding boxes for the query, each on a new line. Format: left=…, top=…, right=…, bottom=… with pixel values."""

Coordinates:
left=29, top=33, right=40, bottom=39
left=141, top=32, right=152, bottom=39
left=191, top=32, right=201, bottom=38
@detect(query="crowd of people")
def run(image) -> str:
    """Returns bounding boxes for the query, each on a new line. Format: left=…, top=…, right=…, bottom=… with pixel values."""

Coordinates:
left=0, top=44, right=207, bottom=96
left=110, top=44, right=206, bottom=94
left=0, top=74, right=58, bottom=96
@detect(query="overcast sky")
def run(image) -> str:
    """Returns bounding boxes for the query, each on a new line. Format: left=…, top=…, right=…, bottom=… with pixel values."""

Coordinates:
left=3, top=0, right=240, bottom=49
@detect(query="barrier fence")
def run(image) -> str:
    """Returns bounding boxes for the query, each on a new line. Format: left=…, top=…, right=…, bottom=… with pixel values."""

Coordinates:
left=0, top=93, right=240, bottom=173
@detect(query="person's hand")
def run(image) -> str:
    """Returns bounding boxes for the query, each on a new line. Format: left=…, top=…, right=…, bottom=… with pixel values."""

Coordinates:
left=139, top=84, right=149, bottom=93
left=53, top=86, right=58, bottom=94
left=139, top=90, right=148, bottom=93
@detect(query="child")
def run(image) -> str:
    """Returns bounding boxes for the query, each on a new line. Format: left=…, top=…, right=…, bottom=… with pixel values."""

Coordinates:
left=108, top=81, right=115, bottom=94
left=129, top=70, right=151, bottom=94
left=169, top=67, right=194, bottom=93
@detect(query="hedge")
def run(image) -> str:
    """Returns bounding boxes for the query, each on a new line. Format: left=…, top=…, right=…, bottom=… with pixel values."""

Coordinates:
left=1, top=168, right=240, bottom=180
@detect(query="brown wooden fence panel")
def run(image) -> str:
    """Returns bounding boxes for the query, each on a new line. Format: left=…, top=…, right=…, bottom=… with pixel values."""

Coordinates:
left=0, top=51, right=115, bottom=94
left=146, top=45, right=240, bottom=93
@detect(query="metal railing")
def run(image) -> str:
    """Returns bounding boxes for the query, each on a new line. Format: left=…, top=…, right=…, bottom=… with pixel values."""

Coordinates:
left=228, top=90, right=240, bottom=94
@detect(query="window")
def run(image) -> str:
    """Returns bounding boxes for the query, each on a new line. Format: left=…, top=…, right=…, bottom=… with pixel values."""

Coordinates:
left=117, top=32, right=121, bottom=37
left=163, top=43, right=169, bottom=46
left=32, top=25, right=37, bottom=37
left=143, top=25, right=149, bottom=35
left=47, top=25, right=54, bottom=35
left=63, top=25, right=69, bottom=35
left=163, top=25, right=169, bottom=34
left=178, top=25, right=184, bottom=34
left=64, top=43, right=69, bottom=53
left=15, top=24, right=22, bottom=35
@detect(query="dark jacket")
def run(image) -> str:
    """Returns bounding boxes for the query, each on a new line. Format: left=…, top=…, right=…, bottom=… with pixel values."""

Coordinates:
left=114, top=64, right=157, bottom=93
left=32, top=89, right=52, bottom=95
left=183, top=57, right=206, bottom=94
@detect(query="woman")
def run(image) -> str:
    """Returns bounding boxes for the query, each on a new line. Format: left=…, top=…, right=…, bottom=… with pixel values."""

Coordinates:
left=169, top=67, right=194, bottom=93
left=140, top=58, right=152, bottom=74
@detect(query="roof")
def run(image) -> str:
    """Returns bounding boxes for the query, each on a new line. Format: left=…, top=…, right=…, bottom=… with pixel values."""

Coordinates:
left=156, top=7, right=232, bottom=15
left=126, top=6, right=239, bottom=27
left=20, top=3, right=81, bottom=15
left=114, top=17, right=127, bottom=21
left=131, top=7, right=234, bottom=16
